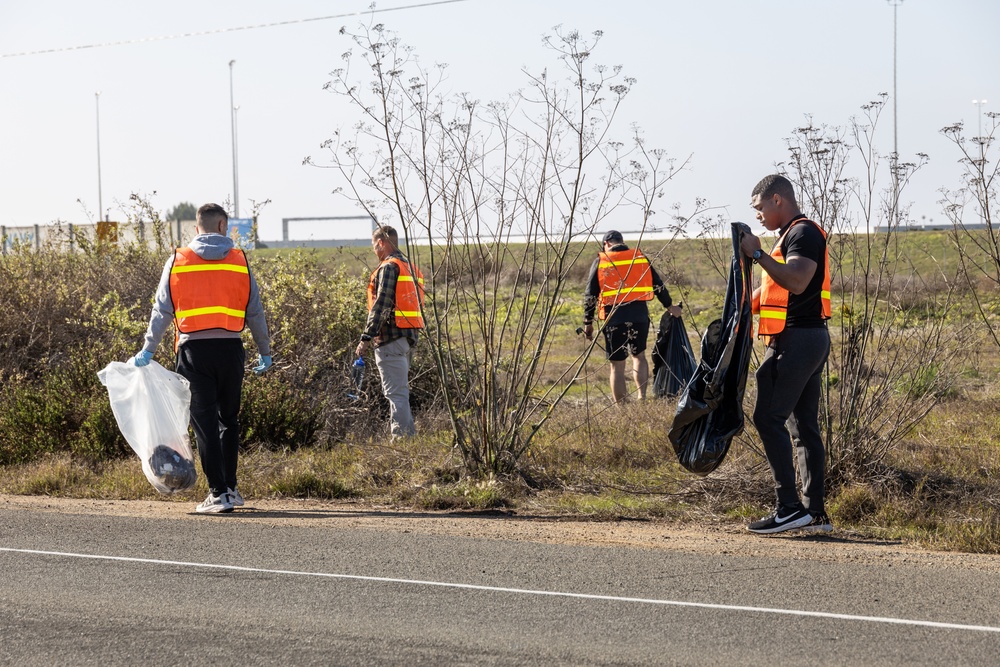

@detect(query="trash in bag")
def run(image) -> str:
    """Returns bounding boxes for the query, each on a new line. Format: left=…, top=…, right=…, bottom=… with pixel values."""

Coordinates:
left=667, top=222, right=755, bottom=475
left=148, top=444, right=198, bottom=492
left=97, top=360, right=197, bottom=494
left=652, top=310, right=697, bottom=398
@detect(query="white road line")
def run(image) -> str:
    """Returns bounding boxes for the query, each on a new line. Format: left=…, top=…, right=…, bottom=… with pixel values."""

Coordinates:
left=3, top=546, right=999, bottom=634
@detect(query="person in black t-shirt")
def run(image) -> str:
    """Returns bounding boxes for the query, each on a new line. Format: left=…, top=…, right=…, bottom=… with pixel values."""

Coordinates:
left=739, top=175, right=833, bottom=535
left=583, top=231, right=681, bottom=403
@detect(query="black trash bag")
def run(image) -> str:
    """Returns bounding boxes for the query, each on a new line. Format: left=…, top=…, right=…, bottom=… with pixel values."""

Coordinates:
left=668, top=222, right=755, bottom=475
left=652, top=312, right=697, bottom=398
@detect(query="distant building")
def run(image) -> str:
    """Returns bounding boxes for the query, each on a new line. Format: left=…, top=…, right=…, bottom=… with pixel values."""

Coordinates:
left=873, top=222, right=988, bottom=233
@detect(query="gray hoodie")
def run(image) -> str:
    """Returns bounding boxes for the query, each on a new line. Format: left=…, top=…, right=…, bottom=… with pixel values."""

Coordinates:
left=141, top=233, right=271, bottom=356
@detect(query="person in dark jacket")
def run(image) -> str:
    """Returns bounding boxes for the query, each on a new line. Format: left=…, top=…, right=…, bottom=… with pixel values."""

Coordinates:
left=583, top=230, right=681, bottom=403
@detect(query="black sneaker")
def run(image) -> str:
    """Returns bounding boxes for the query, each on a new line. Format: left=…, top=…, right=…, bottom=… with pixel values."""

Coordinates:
left=800, top=512, right=834, bottom=533
left=747, top=505, right=812, bottom=534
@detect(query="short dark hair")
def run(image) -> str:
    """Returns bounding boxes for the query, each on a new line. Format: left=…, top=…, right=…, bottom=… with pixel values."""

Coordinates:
left=602, top=230, right=624, bottom=245
left=196, top=203, right=228, bottom=229
left=751, top=174, right=797, bottom=206
left=372, top=225, right=399, bottom=246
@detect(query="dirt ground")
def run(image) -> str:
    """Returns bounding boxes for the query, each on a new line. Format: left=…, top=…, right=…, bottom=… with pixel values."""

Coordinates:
left=3, top=493, right=998, bottom=573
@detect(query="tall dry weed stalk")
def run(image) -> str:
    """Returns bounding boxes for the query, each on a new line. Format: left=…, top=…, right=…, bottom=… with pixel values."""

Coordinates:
left=940, top=110, right=1000, bottom=347
left=781, top=95, right=969, bottom=484
left=313, top=23, right=705, bottom=475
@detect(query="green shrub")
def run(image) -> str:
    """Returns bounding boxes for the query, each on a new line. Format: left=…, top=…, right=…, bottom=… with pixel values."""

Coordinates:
left=74, top=395, right=131, bottom=463
left=240, top=375, right=323, bottom=449
left=0, top=380, right=66, bottom=464
left=245, top=250, right=398, bottom=446
left=0, top=241, right=401, bottom=463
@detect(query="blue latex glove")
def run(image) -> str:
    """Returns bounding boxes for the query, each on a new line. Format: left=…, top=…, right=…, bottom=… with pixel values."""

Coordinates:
left=253, top=354, right=272, bottom=375
left=132, top=350, right=153, bottom=367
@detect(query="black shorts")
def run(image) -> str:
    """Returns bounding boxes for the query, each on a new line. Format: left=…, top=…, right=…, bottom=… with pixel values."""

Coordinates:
left=601, top=319, right=650, bottom=361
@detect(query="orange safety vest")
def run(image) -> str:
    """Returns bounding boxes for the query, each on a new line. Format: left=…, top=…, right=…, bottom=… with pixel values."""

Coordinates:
left=367, top=256, right=425, bottom=329
left=756, top=218, right=831, bottom=339
left=596, top=248, right=654, bottom=319
left=169, top=247, right=251, bottom=334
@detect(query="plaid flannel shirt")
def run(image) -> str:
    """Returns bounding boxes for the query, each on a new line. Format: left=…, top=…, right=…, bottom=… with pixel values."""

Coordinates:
left=363, top=251, right=419, bottom=347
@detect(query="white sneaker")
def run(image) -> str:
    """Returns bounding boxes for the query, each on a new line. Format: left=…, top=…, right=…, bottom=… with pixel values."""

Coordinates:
left=227, top=487, right=245, bottom=507
left=196, top=492, right=234, bottom=514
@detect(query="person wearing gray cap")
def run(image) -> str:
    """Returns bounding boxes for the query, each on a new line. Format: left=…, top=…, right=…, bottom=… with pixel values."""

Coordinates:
left=583, top=230, right=681, bottom=403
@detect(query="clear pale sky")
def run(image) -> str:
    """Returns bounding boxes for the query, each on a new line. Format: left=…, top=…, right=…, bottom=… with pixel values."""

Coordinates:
left=1, top=0, right=996, bottom=242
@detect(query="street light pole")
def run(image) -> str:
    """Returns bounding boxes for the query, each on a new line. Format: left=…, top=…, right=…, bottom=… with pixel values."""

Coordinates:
left=95, top=91, right=103, bottom=222
left=229, top=59, right=239, bottom=218
left=972, top=99, right=988, bottom=160
left=972, top=99, right=989, bottom=226
left=888, top=0, right=902, bottom=162
left=887, top=0, right=903, bottom=228
left=234, top=105, right=240, bottom=215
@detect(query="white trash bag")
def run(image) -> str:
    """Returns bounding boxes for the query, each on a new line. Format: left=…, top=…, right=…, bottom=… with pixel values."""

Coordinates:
left=97, top=360, right=198, bottom=494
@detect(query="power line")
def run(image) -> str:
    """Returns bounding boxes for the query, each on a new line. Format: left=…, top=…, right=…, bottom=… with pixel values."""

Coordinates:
left=1, top=0, right=471, bottom=59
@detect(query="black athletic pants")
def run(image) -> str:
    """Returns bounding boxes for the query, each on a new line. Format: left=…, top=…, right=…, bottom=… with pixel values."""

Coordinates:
left=176, top=339, right=246, bottom=496
left=752, top=326, right=831, bottom=514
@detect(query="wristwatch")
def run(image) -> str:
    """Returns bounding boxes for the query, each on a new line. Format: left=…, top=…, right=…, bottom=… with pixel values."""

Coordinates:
left=751, top=249, right=763, bottom=263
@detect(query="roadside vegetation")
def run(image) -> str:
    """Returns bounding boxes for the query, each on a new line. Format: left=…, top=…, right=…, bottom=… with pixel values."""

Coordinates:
left=1, top=24, right=997, bottom=554
left=1, top=224, right=998, bottom=553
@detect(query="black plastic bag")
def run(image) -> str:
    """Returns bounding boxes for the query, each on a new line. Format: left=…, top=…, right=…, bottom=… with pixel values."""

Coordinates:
left=667, top=222, right=754, bottom=475
left=652, top=313, right=696, bottom=398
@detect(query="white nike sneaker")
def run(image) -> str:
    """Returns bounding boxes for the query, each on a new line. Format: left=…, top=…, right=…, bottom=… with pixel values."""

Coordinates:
left=195, top=492, right=234, bottom=514
left=227, top=487, right=245, bottom=507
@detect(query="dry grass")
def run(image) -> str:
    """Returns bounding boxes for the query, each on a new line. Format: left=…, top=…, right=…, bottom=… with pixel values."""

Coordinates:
left=3, top=384, right=997, bottom=553
left=3, top=231, right=1000, bottom=553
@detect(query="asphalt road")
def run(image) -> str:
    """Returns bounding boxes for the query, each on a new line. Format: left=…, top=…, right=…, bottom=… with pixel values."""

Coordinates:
left=1, top=498, right=998, bottom=666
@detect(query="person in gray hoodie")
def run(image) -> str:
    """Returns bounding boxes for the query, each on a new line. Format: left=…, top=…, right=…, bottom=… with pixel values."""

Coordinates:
left=132, top=203, right=272, bottom=514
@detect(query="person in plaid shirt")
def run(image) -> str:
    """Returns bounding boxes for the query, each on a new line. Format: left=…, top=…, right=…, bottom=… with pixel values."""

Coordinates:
left=355, top=225, right=423, bottom=436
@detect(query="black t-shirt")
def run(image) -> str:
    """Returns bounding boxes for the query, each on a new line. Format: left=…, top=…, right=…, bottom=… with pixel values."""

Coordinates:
left=776, top=217, right=827, bottom=328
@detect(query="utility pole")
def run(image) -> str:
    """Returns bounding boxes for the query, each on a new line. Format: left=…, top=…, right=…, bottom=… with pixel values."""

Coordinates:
left=888, top=0, right=903, bottom=227
left=229, top=59, right=239, bottom=218
left=95, top=91, right=104, bottom=222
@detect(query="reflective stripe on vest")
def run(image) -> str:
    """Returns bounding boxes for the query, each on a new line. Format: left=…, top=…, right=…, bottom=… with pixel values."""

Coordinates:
left=757, top=218, right=831, bottom=339
left=596, top=248, right=654, bottom=319
left=169, top=247, right=251, bottom=334
left=367, top=256, right=425, bottom=329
